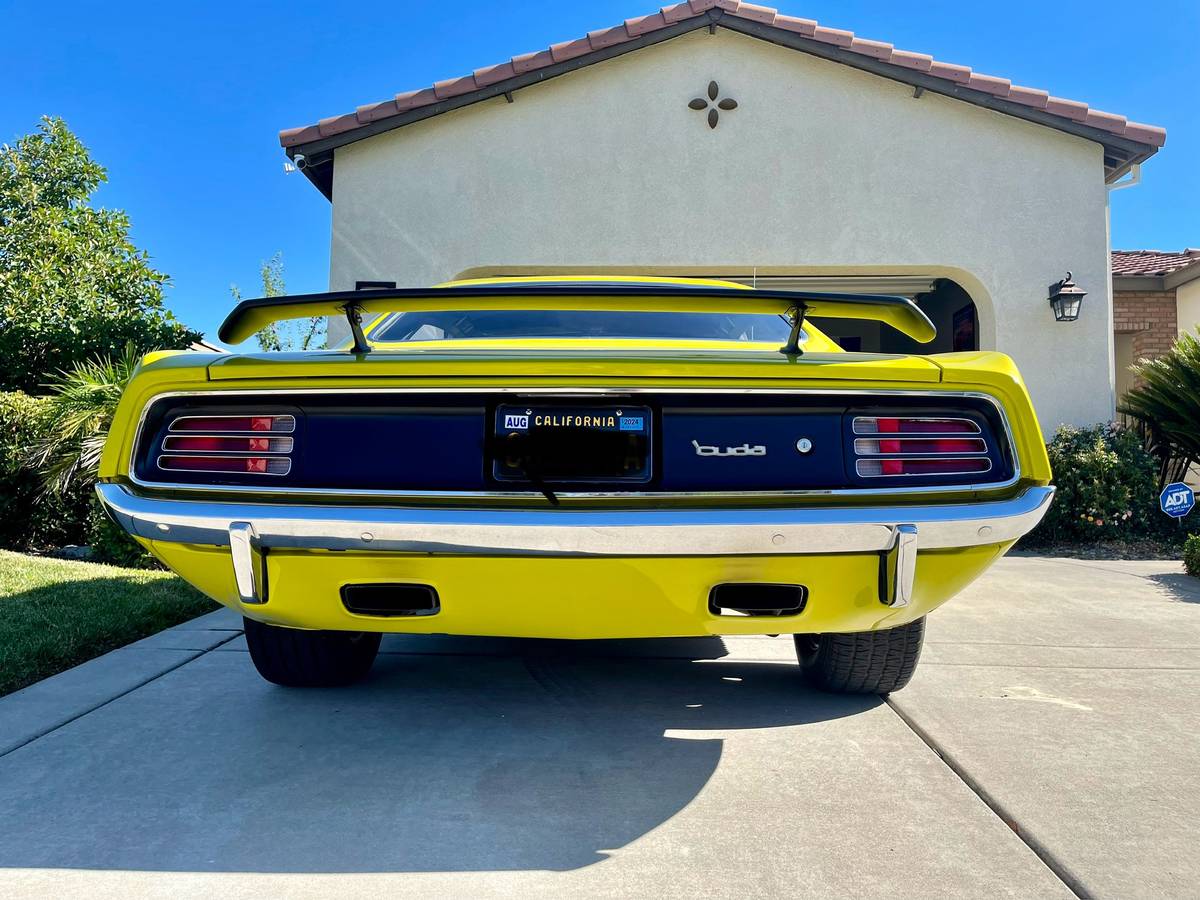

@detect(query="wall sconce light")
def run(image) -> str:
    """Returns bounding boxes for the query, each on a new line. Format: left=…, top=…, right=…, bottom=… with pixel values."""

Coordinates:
left=1049, top=272, right=1087, bottom=322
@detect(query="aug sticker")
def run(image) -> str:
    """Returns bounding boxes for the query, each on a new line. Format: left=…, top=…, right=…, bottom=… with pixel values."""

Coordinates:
left=504, top=414, right=529, bottom=430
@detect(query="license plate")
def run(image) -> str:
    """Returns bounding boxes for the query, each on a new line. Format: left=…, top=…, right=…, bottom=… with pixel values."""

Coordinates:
left=493, top=405, right=652, bottom=483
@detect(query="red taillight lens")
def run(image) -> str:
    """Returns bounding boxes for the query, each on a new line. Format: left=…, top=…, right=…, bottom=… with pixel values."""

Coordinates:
left=853, top=416, right=980, bottom=435
left=158, top=455, right=291, bottom=475
left=169, top=415, right=295, bottom=433
left=856, top=458, right=990, bottom=477
left=852, top=415, right=991, bottom=479
left=163, top=436, right=293, bottom=453
left=854, top=437, right=986, bottom=456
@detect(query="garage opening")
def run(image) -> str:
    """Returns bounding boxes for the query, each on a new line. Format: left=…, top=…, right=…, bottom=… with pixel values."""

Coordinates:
left=728, top=276, right=978, bottom=354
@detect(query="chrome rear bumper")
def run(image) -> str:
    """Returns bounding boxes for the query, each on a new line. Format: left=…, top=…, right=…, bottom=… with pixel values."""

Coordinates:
left=97, top=483, right=1053, bottom=609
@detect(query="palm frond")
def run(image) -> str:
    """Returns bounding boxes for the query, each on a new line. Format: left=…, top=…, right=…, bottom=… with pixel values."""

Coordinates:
left=24, top=343, right=139, bottom=496
left=1119, top=329, right=1200, bottom=489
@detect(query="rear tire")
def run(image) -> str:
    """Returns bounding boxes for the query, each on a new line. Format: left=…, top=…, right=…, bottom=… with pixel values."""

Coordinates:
left=795, top=618, right=925, bottom=694
left=243, top=617, right=381, bottom=687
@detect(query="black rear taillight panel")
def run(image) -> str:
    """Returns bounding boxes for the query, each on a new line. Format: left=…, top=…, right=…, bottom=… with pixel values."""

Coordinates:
left=133, top=393, right=1014, bottom=492
left=134, top=396, right=488, bottom=490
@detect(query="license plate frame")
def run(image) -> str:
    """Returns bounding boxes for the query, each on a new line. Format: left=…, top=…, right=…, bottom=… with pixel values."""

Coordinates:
left=492, top=404, right=653, bottom=484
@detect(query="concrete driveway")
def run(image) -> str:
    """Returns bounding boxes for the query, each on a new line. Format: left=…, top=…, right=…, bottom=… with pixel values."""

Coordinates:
left=1, top=555, right=1197, bottom=898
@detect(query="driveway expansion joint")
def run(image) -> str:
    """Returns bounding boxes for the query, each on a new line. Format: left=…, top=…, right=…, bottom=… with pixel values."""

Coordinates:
left=885, top=696, right=1088, bottom=899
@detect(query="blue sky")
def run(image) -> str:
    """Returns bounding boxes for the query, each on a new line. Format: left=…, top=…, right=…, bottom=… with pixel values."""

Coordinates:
left=6, top=0, right=1197, bottom=344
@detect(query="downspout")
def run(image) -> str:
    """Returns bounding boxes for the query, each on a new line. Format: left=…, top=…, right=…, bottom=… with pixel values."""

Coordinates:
left=1104, top=163, right=1141, bottom=419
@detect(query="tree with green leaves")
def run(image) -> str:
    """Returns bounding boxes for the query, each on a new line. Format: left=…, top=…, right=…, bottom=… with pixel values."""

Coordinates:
left=230, top=252, right=324, bottom=351
left=0, top=117, right=199, bottom=393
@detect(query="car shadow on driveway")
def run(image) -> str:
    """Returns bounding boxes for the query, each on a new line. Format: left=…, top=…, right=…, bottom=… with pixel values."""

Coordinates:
left=0, top=636, right=878, bottom=874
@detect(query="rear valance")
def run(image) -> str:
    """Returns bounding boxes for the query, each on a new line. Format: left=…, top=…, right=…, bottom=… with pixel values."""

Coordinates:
left=216, top=284, right=937, bottom=350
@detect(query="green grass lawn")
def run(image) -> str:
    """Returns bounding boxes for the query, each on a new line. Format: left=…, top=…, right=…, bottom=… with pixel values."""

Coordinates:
left=0, top=550, right=216, bottom=697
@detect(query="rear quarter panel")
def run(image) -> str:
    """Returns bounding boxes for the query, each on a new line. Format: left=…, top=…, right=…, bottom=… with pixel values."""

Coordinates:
left=931, top=351, right=1051, bottom=485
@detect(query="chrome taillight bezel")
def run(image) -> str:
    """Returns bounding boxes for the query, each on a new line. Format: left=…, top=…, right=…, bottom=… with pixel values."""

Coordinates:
left=161, top=435, right=294, bottom=454
left=852, top=416, right=981, bottom=435
left=855, top=457, right=993, bottom=478
left=852, top=437, right=988, bottom=456
left=158, top=455, right=293, bottom=476
left=168, top=414, right=296, bottom=434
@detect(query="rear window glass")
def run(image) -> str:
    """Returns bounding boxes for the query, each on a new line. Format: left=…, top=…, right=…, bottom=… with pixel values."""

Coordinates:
left=371, top=310, right=794, bottom=343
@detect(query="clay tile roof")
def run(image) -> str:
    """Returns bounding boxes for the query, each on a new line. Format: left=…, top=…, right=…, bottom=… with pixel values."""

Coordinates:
left=280, top=1, right=1167, bottom=191
left=1112, top=249, right=1200, bottom=277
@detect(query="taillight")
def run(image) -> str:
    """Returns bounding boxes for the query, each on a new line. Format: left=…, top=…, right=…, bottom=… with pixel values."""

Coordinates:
left=856, top=458, right=990, bottom=477
left=854, top=437, right=986, bottom=455
left=163, top=436, right=293, bottom=453
left=169, top=415, right=295, bottom=433
left=852, top=416, right=992, bottom=479
left=158, top=414, right=295, bottom=476
left=853, top=416, right=980, bottom=435
left=159, top=456, right=291, bottom=475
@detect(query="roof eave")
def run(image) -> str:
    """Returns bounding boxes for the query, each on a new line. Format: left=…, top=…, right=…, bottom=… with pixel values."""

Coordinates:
left=283, top=9, right=1163, bottom=201
left=718, top=14, right=1160, bottom=184
left=284, top=13, right=711, bottom=200
left=1113, top=274, right=1166, bottom=291
left=1165, top=261, right=1200, bottom=290
left=1113, top=258, right=1200, bottom=290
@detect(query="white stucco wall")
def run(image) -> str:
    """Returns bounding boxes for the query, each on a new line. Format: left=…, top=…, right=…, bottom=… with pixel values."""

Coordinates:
left=328, top=27, right=1113, bottom=432
left=1178, top=278, right=1200, bottom=336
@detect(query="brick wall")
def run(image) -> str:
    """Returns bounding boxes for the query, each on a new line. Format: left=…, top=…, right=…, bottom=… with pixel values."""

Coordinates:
left=1113, top=289, right=1178, bottom=364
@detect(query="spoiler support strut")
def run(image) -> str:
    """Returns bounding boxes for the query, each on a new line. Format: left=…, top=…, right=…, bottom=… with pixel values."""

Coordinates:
left=343, top=302, right=372, bottom=355
left=780, top=306, right=805, bottom=357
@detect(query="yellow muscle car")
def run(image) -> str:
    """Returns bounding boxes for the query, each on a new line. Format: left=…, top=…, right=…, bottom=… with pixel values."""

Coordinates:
left=96, top=276, right=1053, bottom=693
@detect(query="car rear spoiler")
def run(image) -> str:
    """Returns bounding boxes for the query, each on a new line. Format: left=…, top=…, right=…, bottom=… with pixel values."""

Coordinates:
left=216, top=284, right=936, bottom=355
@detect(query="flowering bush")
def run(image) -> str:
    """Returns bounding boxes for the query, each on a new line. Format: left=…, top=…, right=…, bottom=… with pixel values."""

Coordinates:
left=1026, top=423, right=1160, bottom=545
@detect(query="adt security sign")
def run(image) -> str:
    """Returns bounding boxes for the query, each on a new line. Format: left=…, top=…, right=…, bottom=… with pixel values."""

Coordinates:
left=1160, top=482, right=1195, bottom=519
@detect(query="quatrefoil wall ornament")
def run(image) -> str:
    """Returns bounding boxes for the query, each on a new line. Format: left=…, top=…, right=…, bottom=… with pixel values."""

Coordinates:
left=688, top=81, right=738, bottom=129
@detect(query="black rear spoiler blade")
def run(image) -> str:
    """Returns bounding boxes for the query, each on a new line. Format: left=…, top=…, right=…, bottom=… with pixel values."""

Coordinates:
left=216, top=284, right=936, bottom=351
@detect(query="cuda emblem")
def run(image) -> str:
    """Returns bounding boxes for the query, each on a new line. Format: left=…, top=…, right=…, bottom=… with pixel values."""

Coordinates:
left=692, top=440, right=767, bottom=457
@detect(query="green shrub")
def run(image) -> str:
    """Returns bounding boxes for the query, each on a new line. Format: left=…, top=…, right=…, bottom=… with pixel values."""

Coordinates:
left=0, top=391, right=91, bottom=551
left=23, top=346, right=155, bottom=566
left=1185, top=534, right=1200, bottom=578
left=0, top=391, right=50, bottom=449
left=1028, top=423, right=1160, bottom=545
